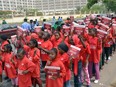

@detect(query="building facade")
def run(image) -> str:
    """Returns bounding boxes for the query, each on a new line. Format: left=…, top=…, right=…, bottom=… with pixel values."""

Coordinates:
left=0, top=0, right=87, bottom=13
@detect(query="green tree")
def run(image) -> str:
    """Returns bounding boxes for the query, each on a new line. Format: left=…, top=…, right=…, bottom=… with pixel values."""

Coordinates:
left=103, top=0, right=116, bottom=13
left=87, top=0, right=98, bottom=9
left=87, top=0, right=116, bottom=13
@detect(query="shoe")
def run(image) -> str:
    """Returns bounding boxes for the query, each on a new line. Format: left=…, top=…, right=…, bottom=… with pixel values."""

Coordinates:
left=108, top=57, right=111, bottom=60
left=94, top=80, right=99, bottom=84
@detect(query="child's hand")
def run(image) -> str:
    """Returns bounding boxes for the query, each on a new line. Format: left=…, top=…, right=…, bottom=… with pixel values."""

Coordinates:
left=46, top=60, right=52, bottom=66
left=0, top=56, right=2, bottom=61
left=64, top=32, right=68, bottom=37
left=84, top=60, right=88, bottom=67
left=51, top=76, right=58, bottom=80
left=22, top=70, right=29, bottom=74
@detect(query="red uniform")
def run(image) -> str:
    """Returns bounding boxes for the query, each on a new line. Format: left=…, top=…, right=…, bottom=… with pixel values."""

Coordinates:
left=37, top=38, right=44, bottom=46
left=87, top=35, right=102, bottom=63
left=46, top=58, right=66, bottom=87
left=0, top=40, right=9, bottom=50
left=52, top=37, right=63, bottom=47
left=0, top=40, right=9, bottom=75
left=28, top=48, right=40, bottom=78
left=4, top=52, right=17, bottom=79
left=25, top=35, right=31, bottom=43
left=41, top=40, right=53, bottom=61
left=59, top=53, right=71, bottom=82
left=79, top=41, right=91, bottom=65
left=17, top=56, right=35, bottom=87
left=104, top=34, right=112, bottom=47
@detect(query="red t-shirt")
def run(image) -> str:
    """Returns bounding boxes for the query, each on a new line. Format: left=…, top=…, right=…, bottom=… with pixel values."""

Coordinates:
left=41, top=40, right=53, bottom=61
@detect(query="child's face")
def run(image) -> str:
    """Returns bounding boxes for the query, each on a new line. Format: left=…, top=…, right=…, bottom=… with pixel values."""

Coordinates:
left=29, top=41, right=34, bottom=48
left=16, top=52, right=24, bottom=60
left=58, top=47, right=64, bottom=54
left=54, top=33, right=60, bottom=40
left=38, top=32, right=43, bottom=38
left=49, top=50, right=57, bottom=60
left=4, top=46, right=7, bottom=52
left=42, top=32, right=47, bottom=40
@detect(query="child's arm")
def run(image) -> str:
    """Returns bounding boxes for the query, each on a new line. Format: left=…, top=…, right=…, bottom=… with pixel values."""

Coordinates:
left=22, top=61, right=36, bottom=74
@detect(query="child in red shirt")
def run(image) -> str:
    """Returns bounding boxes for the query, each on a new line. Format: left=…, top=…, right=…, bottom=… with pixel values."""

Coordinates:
left=78, top=35, right=91, bottom=87
left=51, top=31, right=63, bottom=47
left=58, top=42, right=71, bottom=87
left=45, top=48, right=66, bottom=87
left=3, top=44, right=18, bottom=87
left=16, top=48, right=36, bottom=87
left=40, top=32, right=53, bottom=68
left=28, top=39, right=42, bottom=87
left=87, top=28, right=102, bottom=84
left=0, top=35, right=9, bottom=83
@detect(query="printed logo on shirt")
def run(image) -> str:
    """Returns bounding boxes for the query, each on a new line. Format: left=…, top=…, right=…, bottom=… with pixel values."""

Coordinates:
left=18, top=69, right=23, bottom=75
left=41, top=50, right=46, bottom=54
left=29, top=57, right=32, bottom=61
left=5, top=63, right=11, bottom=68
left=90, top=45, right=96, bottom=50
left=61, top=58, right=64, bottom=61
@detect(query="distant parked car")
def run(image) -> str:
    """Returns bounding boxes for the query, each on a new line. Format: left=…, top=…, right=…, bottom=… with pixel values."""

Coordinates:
left=0, top=24, right=17, bottom=38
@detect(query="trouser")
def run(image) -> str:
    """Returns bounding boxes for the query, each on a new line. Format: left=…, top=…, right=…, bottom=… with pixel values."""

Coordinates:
left=100, top=54, right=103, bottom=70
left=42, top=61, right=47, bottom=68
left=32, top=77, right=42, bottom=87
left=81, top=65, right=90, bottom=86
left=11, top=77, right=18, bottom=86
left=64, top=80, right=71, bottom=87
left=73, top=60, right=82, bottom=87
left=110, top=45, right=113, bottom=56
left=104, top=47, right=110, bottom=60
left=101, top=48, right=105, bottom=66
left=112, top=43, right=116, bottom=52
left=88, top=62, right=100, bottom=80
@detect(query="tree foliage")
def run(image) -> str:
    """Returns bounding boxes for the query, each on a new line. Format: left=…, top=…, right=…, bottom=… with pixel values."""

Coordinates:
left=103, top=0, right=116, bottom=13
left=87, top=0, right=98, bottom=9
left=87, top=0, right=116, bottom=13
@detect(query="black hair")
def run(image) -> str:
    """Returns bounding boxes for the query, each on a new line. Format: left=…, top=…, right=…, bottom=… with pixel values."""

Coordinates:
left=43, top=19, right=46, bottom=22
left=34, top=21, right=36, bottom=24
left=54, top=31, right=61, bottom=36
left=4, top=44, right=12, bottom=52
left=56, top=26, right=61, bottom=32
left=24, top=18, right=27, bottom=22
left=30, top=39, right=38, bottom=48
left=44, top=31, right=50, bottom=40
left=51, top=48, right=58, bottom=55
left=67, top=18, right=70, bottom=20
left=30, top=20, right=33, bottom=23
left=58, top=42, right=69, bottom=52
left=0, top=35, right=8, bottom=41
left=17, top=48, right=25, bottom=55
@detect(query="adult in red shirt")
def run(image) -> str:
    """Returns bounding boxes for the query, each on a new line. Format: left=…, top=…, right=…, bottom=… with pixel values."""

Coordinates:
left=58, top=42, right=71, bottom=87
left=45, top=48, right=66, bottom=87
left=16, top=48, right=36, bottom=87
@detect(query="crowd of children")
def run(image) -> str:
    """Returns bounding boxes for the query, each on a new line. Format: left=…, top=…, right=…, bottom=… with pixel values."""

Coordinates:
left=0, top=14, right=116, bottom=87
